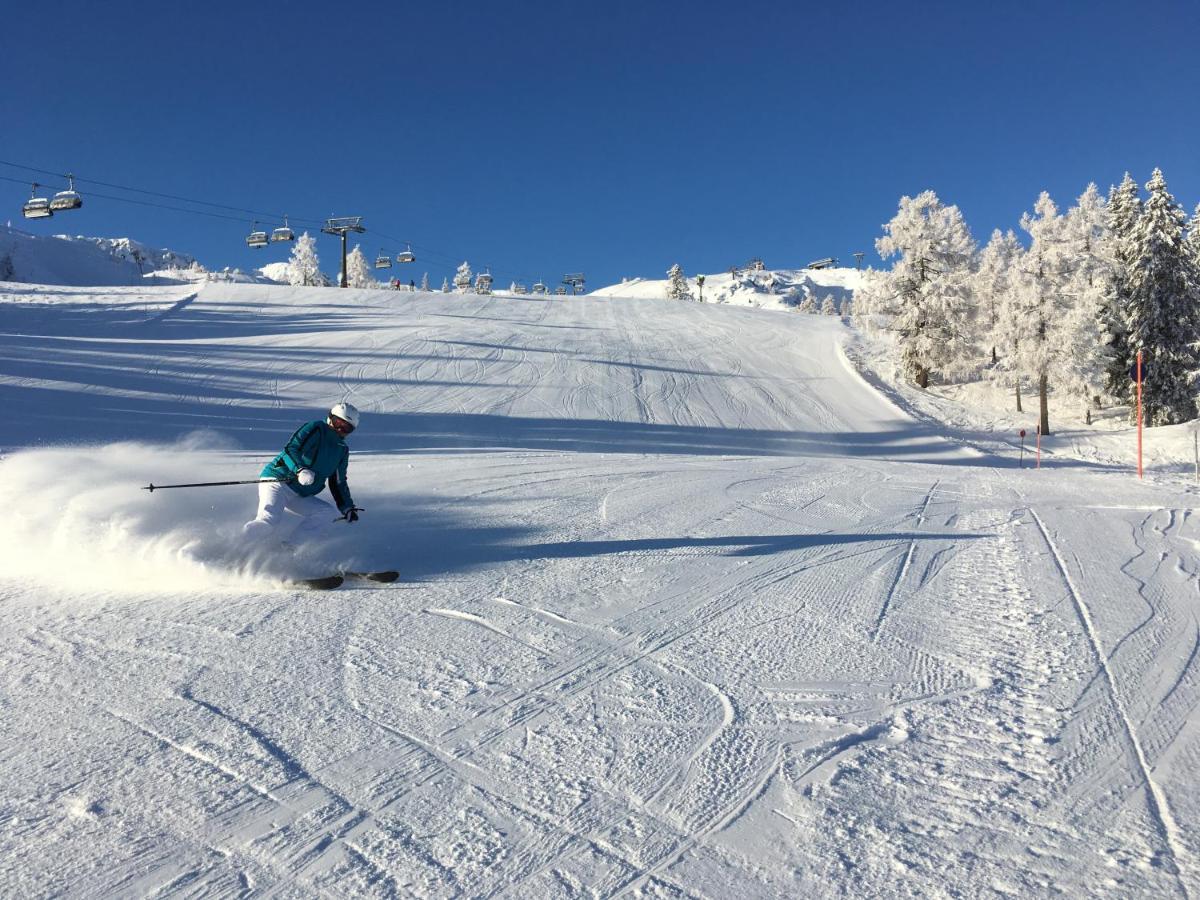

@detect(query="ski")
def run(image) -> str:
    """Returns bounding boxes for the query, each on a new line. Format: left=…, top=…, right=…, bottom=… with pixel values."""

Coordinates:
left=343, top=570, right=400, bottom=583
left=285, top=575, right=345, bottom=591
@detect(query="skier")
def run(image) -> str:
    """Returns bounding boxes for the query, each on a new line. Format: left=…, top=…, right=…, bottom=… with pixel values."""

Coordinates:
left=243, top=402, right=361, bottom=545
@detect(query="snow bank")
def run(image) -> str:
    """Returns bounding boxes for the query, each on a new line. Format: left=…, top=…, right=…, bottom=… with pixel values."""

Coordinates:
left=0, top=433, right=360, bottom=596
left=0, top=225, right=202, bottom=286
left=592, top=266, right=861, bottom=312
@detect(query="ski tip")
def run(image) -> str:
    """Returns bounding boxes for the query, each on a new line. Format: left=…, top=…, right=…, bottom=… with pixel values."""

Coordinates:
left=345, top=570, right=400, bottom=583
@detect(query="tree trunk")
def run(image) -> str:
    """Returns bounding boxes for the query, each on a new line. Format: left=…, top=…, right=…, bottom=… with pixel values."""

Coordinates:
left=915, top=366, right=929, bottom=389
left=991, top=346, right=997, bottom=365
left=1039, top=373, right=1050, bottom=436
left=1015, top=380, right=1023, bottom=414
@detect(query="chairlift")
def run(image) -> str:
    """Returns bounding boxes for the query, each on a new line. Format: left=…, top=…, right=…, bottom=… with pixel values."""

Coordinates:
left=22, top=183, right=53, bottom=219
left=271, top=215, right=295, bottom=243
left=375, top=248, right=392, bottom=269
left=246, top=222, right=269, bottom=249
left=396, top=243, right=416, bottom=264
left=49, top=174, right=83, bottom=212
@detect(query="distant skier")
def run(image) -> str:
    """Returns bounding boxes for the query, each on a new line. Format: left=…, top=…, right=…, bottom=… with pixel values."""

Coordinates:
left=243, top=402, right=361, bottom=545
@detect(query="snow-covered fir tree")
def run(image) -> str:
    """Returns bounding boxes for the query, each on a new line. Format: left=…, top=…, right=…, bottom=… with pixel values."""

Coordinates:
left=287, top=232, right=324, bottom=287
left=1184, top=204, right=1200, bottom=268
left=821, top=295, right=838, bottom=315
left=441, top=277, right=450, bottom=293
left=345, top=245, right=376, bottom=289
left=454, top=261, right=473, bottom=293
left=974, top=229, right=1023, bottom=366
left=420, top=271, right=430, bottom=292
left=665, top=264, right=692, bottom=301
left=849, top=268, right=889, bottom=333
left=1103, top=173, right=1141, bottom=399
left=874, top=191, right=977, bottom=388
left=1059, top=183, right=1113, bottom=421
left=1018, top=191, right=1077, bottom=435
left=1124, top=169, right=1200, bottom=425
left=988, top=237, right=1033, bottom=412
left=797, top=295, right=817, bottom=314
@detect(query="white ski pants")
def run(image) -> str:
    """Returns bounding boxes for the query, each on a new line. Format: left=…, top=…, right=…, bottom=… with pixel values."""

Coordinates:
left=243, top=481, right=336, bottom=544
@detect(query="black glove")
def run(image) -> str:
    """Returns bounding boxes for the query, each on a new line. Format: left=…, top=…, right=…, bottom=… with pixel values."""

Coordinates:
left=344, top=507, right=360, bottom=523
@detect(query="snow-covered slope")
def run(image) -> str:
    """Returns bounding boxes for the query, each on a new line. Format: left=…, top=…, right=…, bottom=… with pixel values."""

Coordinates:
left=0, top=224, right=202, bottom=286
left=593, top=265, right=861, bottom=311
left=1, top=282, right=1197, bottom=897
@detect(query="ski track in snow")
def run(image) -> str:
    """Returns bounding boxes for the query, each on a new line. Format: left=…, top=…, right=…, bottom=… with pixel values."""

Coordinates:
left=2, top=283, right=1199, bottom=897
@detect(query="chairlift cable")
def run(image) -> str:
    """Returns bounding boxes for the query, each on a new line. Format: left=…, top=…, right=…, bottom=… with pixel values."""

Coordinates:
left=0, top=159, right=326, bottom=227
left=4, top=161, right=563, bottom=287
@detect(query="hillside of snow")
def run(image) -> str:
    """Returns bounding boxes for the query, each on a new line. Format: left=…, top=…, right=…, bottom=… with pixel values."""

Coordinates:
left=0, top=224, right=206, bottom=286
left=593, top=265, right=861, bottom=311
left=2, top=281, right=1199, bottom=897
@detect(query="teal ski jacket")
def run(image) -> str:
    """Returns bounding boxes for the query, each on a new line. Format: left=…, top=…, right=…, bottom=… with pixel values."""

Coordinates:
left=261, top=420, right=356, bottom=512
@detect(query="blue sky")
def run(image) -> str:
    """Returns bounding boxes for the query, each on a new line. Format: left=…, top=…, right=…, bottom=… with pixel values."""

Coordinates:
left=3, top=0, right=1197, bottom=289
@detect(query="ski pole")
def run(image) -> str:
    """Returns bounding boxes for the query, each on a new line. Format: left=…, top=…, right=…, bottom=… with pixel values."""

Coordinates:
left=143, top=477, right=291, bottom=492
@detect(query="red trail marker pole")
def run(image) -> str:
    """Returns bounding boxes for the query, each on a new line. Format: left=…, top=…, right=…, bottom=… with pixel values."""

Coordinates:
left=1136, top=349, right=1144, bottom=480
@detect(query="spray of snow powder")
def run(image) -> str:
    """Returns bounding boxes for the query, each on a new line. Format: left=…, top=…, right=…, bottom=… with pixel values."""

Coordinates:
left=0, top=432, right=347, bottom=595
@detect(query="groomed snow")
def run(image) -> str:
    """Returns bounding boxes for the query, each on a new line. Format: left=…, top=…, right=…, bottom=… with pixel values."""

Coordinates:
left=1, top=281, right=1198, bottom=897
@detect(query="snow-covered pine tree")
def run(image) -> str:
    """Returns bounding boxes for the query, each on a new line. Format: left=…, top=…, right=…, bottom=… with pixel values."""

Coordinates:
left=454, top=261, right=473, bottom=293
left=420, top=271, right=430, bottom=292
left=1102, top=173, right=1141, bottom=400
left=441, top=277, right=450, bottom=293
left=665, top=264, right=692, bottom=301
left=797, top=295, right=817, bottom=314
left=848, top=268, right=888, bottom=334
left=1185, top=204, right=1200, bottom=270
left=1059, top=184, right=1113, bottom=421
left=875, top=191, right=977, bottom=388
left=974, top=229, right=1023, bottom=366
left=288, top=232, right=323, bottom=287
left=345, top=245, right=376, bottom=289
left=821, top=295, right=838, bottom=315
left=1124, top=169, right=1200, bottom=425
left=1018, top=192, right=1077, bottom=435
left=985, top=236, right=1033, bottom=412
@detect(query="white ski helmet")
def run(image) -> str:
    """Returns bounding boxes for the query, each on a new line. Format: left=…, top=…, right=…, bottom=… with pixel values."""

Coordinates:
left=329, top=401, right=360, bottom=431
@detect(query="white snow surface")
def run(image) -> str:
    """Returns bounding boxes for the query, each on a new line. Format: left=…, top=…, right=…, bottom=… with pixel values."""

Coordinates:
left=593, top=266, right=861, bottom=311
left=0, top=225, right=201, bottom=286
left=2, top=281, right=1199, bottom=897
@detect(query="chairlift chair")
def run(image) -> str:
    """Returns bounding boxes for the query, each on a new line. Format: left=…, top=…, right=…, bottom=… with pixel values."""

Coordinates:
left=49, top=174, right=83, bottom=212
left=22, top=183, right=53, bottom=219
left=375, top=248, right=392, bottom=269
left=271, top=215, right=295, bottom=243
left=246, top=222, right=269, bottom=249
left=396, top=243, right=416, bottom=264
